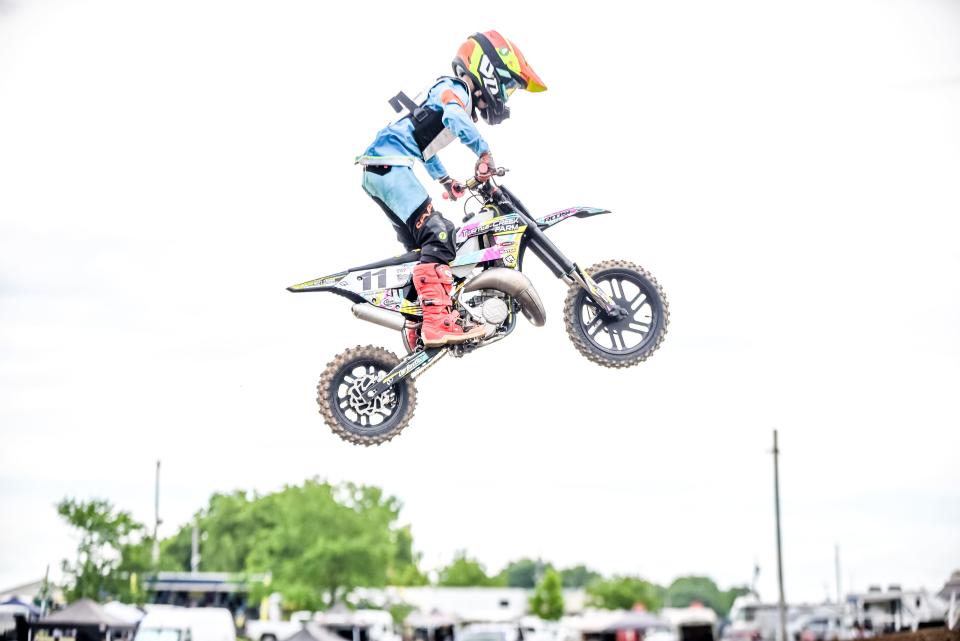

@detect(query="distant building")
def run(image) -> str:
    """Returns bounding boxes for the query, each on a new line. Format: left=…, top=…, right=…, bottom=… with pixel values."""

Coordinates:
left=353, top=587, right=587, bottom=621
left=939, top=570, right=960, bottom=630
left=145, top=572, right=267, bottom=614
left=938, top=570, right=960, bottom=603
left=0, top=581, right=55, bottom=605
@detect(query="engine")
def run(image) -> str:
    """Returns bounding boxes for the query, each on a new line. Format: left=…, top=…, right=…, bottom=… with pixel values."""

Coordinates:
left=456, top=289, right=514, bottom=339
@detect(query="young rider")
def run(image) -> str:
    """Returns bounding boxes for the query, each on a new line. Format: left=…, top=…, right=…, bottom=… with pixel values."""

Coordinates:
left=356, top=30, right=547, bottom=348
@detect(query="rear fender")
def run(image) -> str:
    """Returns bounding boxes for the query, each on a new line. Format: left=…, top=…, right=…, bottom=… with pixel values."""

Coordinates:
left=286, top=272, right=367, bottom=305
left=535, top=206, right=610, bottom=230
left=287, top=262, right=419, bottom=312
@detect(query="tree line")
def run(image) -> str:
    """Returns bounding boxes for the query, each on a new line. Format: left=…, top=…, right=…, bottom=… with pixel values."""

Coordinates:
left=56, top=478, right=748, bottom=615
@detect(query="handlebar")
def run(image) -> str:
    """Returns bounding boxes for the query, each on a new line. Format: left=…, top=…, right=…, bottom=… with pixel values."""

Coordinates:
left=442, top=167, right=508, bottom=199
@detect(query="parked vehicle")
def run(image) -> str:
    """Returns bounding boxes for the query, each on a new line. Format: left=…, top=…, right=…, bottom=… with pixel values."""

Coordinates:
left=135, top=607, right=236, bottom=641
left=722, top=596, right=780, bottom=641
left=402, top=612, right=455, bottom=641
left=799, top=615, right=849, bottom=641
left=316, top=609, right=400, bottom=641
left=662, top=606, right=718, bottom=641
left=458, top=623, right=521, bottom=641
left=850, top=586, right=947, bottom=634
left=245, top=611, right=313, bottom=641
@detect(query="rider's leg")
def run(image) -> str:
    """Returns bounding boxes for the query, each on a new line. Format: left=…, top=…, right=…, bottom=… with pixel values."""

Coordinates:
left=362, top=165, right=421, bottom=252
left=406, top=200, right=485, bottom=347
left=361, top=165, right=482, bottom=347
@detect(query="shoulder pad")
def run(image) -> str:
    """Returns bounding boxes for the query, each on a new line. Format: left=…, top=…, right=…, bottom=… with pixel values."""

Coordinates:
left=435, top=76, right=473, bottom=110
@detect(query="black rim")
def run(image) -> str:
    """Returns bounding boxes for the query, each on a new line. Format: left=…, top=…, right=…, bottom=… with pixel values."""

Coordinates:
left=328, top=359, right=407, bottom=436
left=575, top=269, right=663, bottom=358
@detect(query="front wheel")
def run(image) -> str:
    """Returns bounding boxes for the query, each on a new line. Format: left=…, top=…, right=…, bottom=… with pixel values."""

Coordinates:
left=317, top=345, right=417, bottom=446
left=563, top=260, right=669, bottom=368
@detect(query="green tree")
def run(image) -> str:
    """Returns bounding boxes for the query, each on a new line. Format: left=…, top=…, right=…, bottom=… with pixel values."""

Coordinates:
left=498, top=558, right=553, bottom=588
left=529, top=568, right=565, bottom=620
left=560, top=565, right=602, bottom=588
left=437, top=551, right=500, bottom=586
left=159, top=490, right=266, bottom=571
left=718, top=585, right=751, bottom=617
left=387, top=603, right=416, bottom=626
left=665, top=576, right=722, bottom=610
left=664, top=576, right=750, bottom=616
left=159, top=479, right=417, bottom=609
left=389, top=526, right=428, bottom=586
left=57, top=498, right=149, bottom=602
left=587, top=576, right=663, bottom=611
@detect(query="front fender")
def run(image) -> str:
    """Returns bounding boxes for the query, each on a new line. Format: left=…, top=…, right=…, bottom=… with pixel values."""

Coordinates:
left=535, top=206, right=610, bottom=230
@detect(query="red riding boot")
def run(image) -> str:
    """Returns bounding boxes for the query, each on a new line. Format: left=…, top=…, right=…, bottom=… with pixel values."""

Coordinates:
left=413, top=263, right=486, bottom=347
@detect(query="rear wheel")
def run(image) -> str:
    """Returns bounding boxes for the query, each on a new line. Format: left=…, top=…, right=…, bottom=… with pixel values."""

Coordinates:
left=317, top=345, right=417, bottom=446
left=563, top=260, right=669, bottom=368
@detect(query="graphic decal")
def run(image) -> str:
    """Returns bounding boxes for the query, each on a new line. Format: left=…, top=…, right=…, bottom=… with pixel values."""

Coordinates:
left=535, top=207, right=609, bottom=228
left=382, top=351, right=429, bottom=384
left=288, top=272, right=348, bottom=291
left=456, top=213, right=522, bottom=242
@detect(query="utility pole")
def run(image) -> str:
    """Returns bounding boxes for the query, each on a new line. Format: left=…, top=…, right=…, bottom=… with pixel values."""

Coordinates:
left=835, top=544, right=842, bottom=604
left=191, top=516, right=201, bottom=574
left=39, top=565, right=50, bottom=616
left=773, top=430, right=787, bottom=641
left=152, top=459, right=162, bottom=567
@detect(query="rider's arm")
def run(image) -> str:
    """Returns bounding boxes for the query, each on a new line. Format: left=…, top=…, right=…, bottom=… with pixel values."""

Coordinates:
left=424, top=154, right=448, bottom=181
left=441, top=84, right=490, bottom=157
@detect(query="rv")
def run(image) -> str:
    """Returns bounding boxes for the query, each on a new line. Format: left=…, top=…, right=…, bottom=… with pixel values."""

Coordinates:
left=849, top=586, right=947, bottom=634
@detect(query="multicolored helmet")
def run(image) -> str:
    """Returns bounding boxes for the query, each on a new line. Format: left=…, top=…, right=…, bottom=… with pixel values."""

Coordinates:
left=452, top=31, right=547, bottom=125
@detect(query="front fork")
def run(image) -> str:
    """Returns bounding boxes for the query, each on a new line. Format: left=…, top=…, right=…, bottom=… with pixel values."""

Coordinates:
left=495, top=186, right=625, bottom=319
left=568, top=265, right=625, bottom=318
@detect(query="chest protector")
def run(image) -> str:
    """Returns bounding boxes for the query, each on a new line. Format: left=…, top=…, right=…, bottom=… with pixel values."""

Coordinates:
left=388, top=78, right=472, bottom=161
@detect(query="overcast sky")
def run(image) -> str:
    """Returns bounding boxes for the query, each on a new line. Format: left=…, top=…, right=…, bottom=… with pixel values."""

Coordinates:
left=1, top=0, right=958, bottom=605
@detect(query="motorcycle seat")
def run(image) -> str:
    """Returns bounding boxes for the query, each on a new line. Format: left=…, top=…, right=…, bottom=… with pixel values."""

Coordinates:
left=349, top=250, right=420, bottom=272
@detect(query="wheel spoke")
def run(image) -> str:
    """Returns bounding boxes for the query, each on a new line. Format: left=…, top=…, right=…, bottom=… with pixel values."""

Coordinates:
left=613, top=329, right=627, bottom=351
left=630, top=292, right=647, bottom=310
left=610, top=278, right=623, bottom=300
left=624, top=321, right=650, bottom=335
left=599, top=326, right=613, bottom=346
left=585, top=314, right=605, bottom=337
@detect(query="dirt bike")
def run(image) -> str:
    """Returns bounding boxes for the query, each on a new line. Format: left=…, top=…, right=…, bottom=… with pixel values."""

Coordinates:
left=288, top=168, right=669, bottom=445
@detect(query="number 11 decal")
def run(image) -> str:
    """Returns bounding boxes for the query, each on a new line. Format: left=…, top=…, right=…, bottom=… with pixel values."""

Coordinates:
left=360, top=268, right=388, bottom=290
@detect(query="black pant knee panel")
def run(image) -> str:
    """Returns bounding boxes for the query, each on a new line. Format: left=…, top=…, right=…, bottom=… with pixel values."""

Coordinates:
left=367, top=195, right=456, bottom=264
left=408, top=199, right=456, bottom=264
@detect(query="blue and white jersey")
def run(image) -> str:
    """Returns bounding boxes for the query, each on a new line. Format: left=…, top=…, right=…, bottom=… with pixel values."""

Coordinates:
left=357, top=77, right=490, bottom=180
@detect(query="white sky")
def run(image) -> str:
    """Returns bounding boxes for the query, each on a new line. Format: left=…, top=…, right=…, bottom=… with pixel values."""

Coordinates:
left=1, top=0, right=958, bottom=605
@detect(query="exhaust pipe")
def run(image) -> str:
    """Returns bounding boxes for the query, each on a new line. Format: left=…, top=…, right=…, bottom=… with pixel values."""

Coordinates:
left=351, top=303, right=405, bottom=331
left=462, top=268, right=547, bottom=327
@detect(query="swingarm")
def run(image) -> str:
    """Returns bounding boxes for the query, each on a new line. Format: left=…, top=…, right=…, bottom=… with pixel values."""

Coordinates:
left=364, top=346, right=447, bottom=399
